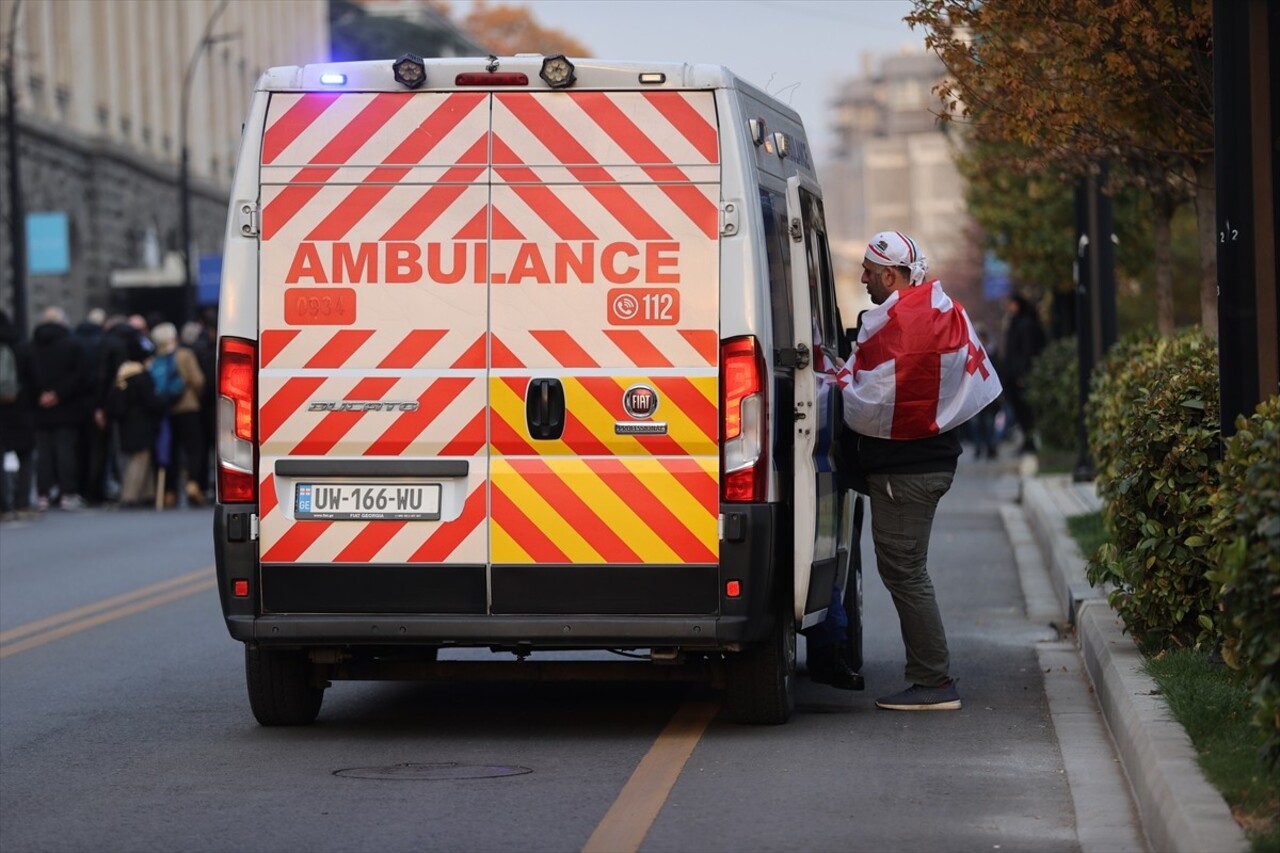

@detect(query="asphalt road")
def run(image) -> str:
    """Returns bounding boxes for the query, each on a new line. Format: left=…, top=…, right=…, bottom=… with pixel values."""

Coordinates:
left=0, top=459, right=1144, bottom=852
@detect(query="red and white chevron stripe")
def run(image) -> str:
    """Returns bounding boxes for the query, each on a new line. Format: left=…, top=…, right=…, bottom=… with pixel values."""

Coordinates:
left=256, top=88, right=722, bottom=567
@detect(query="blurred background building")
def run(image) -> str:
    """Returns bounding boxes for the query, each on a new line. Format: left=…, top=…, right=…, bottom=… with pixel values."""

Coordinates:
left=347, top=0, right=485, bottom=54
left=822, top=48, right=979, bottom=327
left=0, top=0, right=329, bottom=331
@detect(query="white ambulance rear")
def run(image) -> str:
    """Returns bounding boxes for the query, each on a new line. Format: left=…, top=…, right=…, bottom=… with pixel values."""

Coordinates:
left=214, top=55, right=860, bottom=726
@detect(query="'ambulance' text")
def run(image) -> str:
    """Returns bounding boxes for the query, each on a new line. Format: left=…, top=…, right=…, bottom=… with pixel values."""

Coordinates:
left=285, top=241, right=682, bottom=286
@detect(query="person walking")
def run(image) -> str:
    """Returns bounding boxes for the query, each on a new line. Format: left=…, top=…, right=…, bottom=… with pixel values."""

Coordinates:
left=0, top=310, right=37, bottom=520
left=829, top=231, right=1001, bottom=711
left=1002, top=294, right=1046, bottom=454
left=149, top=323, right=205, bottom=508
left=28, top=306, right=91, bottom=510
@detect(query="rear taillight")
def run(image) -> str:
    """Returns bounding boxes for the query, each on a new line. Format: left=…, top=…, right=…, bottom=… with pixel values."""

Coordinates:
left=217, top=336, right=257, bottom=504
left=721, top=336, right=767, bottom=502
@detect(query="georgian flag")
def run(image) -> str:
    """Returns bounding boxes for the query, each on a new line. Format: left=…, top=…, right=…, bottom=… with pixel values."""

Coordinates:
left=824, top=280, right=1002, bottom=440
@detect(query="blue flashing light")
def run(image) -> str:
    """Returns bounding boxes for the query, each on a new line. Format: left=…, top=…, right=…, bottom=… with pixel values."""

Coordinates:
left=319, top=72, right=347, bottom=86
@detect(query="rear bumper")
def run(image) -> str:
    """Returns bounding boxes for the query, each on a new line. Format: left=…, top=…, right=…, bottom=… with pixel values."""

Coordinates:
left=225, top=613, right=750, bottom=648
left=214, top=502, right=780, bottom=650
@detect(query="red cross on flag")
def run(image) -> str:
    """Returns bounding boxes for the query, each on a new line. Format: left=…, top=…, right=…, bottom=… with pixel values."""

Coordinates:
left=829, top=280, right=1002, bottom=440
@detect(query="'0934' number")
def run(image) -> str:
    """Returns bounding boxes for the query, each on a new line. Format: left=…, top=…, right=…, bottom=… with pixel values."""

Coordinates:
left=284, top=287, right=357, bottom=325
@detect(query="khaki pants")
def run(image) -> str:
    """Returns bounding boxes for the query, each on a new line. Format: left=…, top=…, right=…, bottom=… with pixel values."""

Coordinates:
left=865, top=470, right=955, bottom=687
left=119, top=451, right=155, bottom=505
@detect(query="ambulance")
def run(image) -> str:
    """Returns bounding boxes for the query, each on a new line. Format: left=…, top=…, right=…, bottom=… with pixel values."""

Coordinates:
left=213, top=54, right=862, bottom=726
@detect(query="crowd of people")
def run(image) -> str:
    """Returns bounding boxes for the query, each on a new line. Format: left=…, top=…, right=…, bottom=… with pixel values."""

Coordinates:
left=0, top=306, right=217, bottom=520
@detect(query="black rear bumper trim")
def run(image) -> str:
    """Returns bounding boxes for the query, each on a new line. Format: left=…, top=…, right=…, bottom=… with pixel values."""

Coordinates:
left=226, top=614, right=752, bottom=648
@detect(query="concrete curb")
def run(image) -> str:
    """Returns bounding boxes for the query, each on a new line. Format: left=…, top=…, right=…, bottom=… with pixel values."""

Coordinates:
left=1020, top=475, right=1248, bottom=853
left=1020, top=475, right=1105, bottom=622
left=1076, top=601, right=1249, bottom=853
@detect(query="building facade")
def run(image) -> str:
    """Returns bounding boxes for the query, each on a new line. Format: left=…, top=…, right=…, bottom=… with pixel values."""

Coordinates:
left=822, top=49, right=977, bottom=324
left=0, top=0, right=329, bottom=332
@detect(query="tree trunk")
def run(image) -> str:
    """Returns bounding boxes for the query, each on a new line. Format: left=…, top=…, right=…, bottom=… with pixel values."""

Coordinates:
left=1194, top=158, right=1218, bottom=335
left=1153, top=191, right=1176, bottom=336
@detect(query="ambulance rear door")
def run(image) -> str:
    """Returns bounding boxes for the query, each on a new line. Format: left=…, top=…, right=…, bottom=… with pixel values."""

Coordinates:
left=255, top=90, right=493, bottom=614
left=786, top=173, right=842, bottom=627
left=486, top=90, right=722, bottom=617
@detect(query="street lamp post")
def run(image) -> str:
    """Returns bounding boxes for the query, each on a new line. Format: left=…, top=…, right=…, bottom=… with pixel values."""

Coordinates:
left=3, top=0, right=26, bottom=339
left=1072, top=165, right=1117, bottom=483
left=179, top=0, right=230, bottom=324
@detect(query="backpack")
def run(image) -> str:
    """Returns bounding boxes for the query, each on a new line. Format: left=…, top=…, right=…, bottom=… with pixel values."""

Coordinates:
left=0, top=343, right=19, bottom=404
left=149, top=352, right=185, bottom=407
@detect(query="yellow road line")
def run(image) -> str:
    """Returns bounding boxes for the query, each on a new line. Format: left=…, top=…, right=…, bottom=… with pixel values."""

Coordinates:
left=582, top=694, right=720, bottom=853
left=0, top=567, right=216, bottom=659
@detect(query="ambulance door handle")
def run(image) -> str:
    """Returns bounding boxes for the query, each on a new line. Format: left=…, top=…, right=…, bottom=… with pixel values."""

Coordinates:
left=526, top=378, right=566, bottom=441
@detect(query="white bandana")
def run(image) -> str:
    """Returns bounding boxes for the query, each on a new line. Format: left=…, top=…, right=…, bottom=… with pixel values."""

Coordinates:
left=865, top=231, right=929, bottom=286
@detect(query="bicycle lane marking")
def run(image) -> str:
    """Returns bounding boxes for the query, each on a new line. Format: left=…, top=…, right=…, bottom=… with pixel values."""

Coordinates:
left=0, top=566, right=216, bottom=659
left=582, top=692, right=721, bottom=853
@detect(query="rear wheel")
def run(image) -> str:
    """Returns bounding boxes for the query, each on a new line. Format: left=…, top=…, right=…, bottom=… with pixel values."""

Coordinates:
left=245, top=645, right=325, bottom=726
left=724, top=605, right=796, bottom=725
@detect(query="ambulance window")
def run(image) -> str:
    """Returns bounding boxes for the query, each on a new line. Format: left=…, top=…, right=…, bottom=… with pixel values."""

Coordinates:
left=799, top=190, right=838, bottom=353
left=760, top=189, right=793, bottom=348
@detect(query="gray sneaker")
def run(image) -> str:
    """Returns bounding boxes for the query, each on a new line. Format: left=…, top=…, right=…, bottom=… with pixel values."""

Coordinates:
left=875, top=680, right=961, bottom=711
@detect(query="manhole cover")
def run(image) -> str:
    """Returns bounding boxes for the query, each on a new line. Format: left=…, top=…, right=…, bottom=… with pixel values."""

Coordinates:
left=334, top=762, right=532, bottom=781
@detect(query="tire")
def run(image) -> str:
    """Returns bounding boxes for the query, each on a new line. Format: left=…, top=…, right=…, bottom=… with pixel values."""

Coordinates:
left=842, top=494, right=866, bottom=673
left=724, top=605, right=797, bottom=725
left=245, top=645, right=325, bottom=726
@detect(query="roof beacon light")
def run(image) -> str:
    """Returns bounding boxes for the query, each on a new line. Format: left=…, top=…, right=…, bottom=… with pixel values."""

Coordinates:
left=319, top=72, right=347, bottom=86
left=539, top=55, right=576, bottom=89
left=638, top=72, right=666, bottom=85
left=393, top=53, right=427, bottom=89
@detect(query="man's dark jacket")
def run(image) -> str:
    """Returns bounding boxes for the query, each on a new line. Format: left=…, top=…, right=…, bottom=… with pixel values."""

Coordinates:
left=27, top=321, right=90, bottom=428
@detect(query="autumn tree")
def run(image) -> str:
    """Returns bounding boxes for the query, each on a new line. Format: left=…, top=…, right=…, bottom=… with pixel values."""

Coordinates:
left=463, top=0, right=590, bottom=57
left=955, top=132, right=1201, bottom=334
left=956, top=136, right=1076, bottom=299
left=908, top=0, right=1215, bottom=335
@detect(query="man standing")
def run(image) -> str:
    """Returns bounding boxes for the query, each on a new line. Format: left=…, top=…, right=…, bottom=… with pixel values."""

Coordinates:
left=28, top=306, right=91, bottom=510
left=73, top=308, right=108, bottom=504
left=1002, top=294, right=1046, bottom=454
left=834, top=232, right=1001, bottom=711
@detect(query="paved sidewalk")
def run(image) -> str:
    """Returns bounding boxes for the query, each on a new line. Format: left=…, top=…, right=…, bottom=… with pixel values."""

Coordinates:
left=1018, top=472, right=1248, bottom=853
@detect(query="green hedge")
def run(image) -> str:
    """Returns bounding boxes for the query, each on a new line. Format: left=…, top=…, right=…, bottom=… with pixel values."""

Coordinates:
left=1085, top=330, right=1221, bottom=651
left=1025, top=335, right=1078, bottom=453
left=1086, top=328, right=1161, bottom=486
left=1208, top=394, right=1280, bottom=765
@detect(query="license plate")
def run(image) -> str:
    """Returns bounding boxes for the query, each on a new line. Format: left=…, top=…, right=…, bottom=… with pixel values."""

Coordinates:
left=295, top=483, right=441, bottom=520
